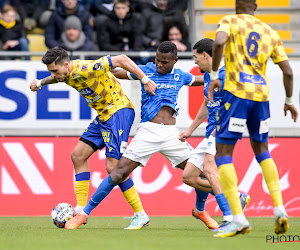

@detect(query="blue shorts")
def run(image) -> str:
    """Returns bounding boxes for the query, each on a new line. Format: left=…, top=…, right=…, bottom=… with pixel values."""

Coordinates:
left=80, top=108, right=135, bottom=160
left=216, top=91, right=270, bottom=144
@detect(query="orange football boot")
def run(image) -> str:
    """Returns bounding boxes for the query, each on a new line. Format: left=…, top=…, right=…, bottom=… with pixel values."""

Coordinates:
left=192, top=208, right=219, bottom=229
left=65, top=213, right=87, bottom=229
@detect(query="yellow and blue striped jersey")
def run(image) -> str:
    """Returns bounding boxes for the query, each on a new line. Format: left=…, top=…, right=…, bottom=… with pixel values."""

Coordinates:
left=216, top=14, right=288, bottom=102
left=66, top=56, right=134, bottom=122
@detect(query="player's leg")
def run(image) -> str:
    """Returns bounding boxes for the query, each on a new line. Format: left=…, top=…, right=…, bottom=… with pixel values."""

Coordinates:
left=185, top=139, right=233, bottom=229
left=106, top=156, right=148, bottom=227
left=71, top=137, right=98, bottom=214
left=247, top=100, right=288, bottom=234
left=65, top=156, right=140, bottom=229
left=213, top=91, right=251, bottom=237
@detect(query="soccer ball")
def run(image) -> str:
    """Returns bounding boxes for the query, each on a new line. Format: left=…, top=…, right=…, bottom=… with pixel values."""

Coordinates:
left=51, top=203, right=75, bottom=228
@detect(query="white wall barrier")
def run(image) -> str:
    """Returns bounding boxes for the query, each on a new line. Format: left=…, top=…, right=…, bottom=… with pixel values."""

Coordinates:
left=0, top=60, right=299, bottom=136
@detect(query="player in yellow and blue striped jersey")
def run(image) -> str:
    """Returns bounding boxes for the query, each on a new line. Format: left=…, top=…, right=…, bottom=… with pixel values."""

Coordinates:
left=30, top=46, right=157, bottom=229
left=208, top=0, right=298, bottom=237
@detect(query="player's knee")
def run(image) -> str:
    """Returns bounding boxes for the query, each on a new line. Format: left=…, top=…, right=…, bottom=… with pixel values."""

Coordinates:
left=111, top=165, right=128, bottom=185
left=71, top=149, right=85, bottom=165
left=182, top=172, right=192, bottom=186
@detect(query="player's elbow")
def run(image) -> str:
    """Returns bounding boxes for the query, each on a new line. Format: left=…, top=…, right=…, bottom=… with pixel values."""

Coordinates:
left=113, top=54, right=129, bottom=68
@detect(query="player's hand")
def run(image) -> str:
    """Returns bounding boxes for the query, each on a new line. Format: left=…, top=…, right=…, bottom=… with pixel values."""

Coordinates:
left=179, top=130, right=192, bottom=142
left=284, top=104, right=298, bottom=122
left=30, top=79, right=41, bottom=92
left=144, top=79, right=157, bottom=96
left=208, top=79, right=221, bottom=103
left=210, top=129, right=216, bottom=137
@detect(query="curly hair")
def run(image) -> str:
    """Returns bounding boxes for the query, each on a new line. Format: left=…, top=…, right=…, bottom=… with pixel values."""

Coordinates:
left=42, top=47, right=70, bottom=65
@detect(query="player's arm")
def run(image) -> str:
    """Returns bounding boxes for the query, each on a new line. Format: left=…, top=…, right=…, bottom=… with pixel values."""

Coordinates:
left=110, top=69, right=129, bottom=79
left=208, top=31, right=228, bottom=102
left=111, top=55, right=157, bottom=95
left=30, top=76, right=58, bottom=92
left=191, top=75, right=204, bottom=86
left=277, top=60, right=298, bottom=122
left=179, top=98, right=208, bottom=142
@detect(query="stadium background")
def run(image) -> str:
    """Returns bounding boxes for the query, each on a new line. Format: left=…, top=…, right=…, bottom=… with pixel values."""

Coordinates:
left=0, top=0, right=300, bottom=218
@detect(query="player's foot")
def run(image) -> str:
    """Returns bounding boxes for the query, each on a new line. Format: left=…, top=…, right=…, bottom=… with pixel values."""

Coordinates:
left=274, top=210, right=289, bottom=234
left=192, top=208, right=219, bottom=229
left=213, top=220, right=251, bottom=237
left=74, top=206, right=88, bottom=225
left=240, top=193, right=251, bottom=212
left=124, top=214, right=150, bottom=230
left=212, top=221, right=231, bottom=232
left=65, top=213, right=87, bottom=229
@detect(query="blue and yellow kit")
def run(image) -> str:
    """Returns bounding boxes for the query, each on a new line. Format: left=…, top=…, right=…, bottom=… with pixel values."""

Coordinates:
left=66, top=56, right=134, bottom=122
left=217, top=14, right=288, bottom=102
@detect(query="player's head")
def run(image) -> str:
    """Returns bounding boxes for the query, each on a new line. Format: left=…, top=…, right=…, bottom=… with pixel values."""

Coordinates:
left=42, top=47, right=71, bottom=82
left=155, top=41, right=178, bottom=74
left=193, top=38, right=213, bottom=73
left=236, top=0, right=257, bottom=14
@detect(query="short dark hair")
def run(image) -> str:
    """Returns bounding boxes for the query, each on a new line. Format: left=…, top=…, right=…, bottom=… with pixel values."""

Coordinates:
left=42, top=47, right=70, bottom=65
left=193, top=38, right=214, bottom=56
left=157, top=41, right=177, bottom=58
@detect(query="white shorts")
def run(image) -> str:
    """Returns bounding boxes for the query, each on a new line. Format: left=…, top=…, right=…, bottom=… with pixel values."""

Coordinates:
left=187, top=135, right=216, bottom=171
left=123, top=122, right=193, bottom=168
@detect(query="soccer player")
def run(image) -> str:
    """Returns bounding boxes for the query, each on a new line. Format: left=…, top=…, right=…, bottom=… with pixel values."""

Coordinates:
left=30, top=46, right=157, bottom=229
left=208, top=0, right=298, bottom=237
left=65, top=41, right=223, bottom=230
left=179, top=38, right=250, bottom=233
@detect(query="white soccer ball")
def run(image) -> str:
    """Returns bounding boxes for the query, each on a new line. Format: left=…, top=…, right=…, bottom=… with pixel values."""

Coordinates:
left=51, top=203, right=75, bottom=228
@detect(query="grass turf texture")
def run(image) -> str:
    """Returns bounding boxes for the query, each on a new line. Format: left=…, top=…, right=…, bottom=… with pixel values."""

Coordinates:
left=1, top=217, right=299, bottom=250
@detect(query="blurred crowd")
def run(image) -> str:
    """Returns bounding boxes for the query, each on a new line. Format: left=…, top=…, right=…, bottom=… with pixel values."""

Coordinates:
left=0, top=0, right=191, bottom=61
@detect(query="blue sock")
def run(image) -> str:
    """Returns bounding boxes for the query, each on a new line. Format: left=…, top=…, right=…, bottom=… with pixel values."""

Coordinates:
left=195, top=188, right=209, bottom=212
left=83, top=175, right=116, bottom=215
left=215, top=193, right=232, bottom=216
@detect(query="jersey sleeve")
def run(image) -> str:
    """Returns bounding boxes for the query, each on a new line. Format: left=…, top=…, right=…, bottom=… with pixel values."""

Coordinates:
left=216, top=15, right=231, bottom=36
left=183, top=71, right=195, bottom=86
left=270, top=37, right=288, bottom=64
left=78, top=56, right=113, bottom=78
left=127, top=65, right=146, bottom=80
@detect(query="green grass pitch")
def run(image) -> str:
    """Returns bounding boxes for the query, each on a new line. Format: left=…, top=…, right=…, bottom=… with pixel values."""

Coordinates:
left=1, top=216, right=300, bottom=250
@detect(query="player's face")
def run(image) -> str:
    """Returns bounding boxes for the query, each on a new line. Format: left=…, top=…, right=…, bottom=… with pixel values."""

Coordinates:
left=193, top=49, right=210, bottom=73
left=47, top=61, right=70, bottom=82
left=155, top=51, right=178, bottom=74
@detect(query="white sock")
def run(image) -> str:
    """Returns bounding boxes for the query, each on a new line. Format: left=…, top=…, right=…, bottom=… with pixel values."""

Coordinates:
left=134, top=210, right=148, bottom=218
left=74, top=206, right=84, bottom=215
left=81, top=210, right=88, bottom=216
left=274, top=205, right=286, bottom=216
left=224, top=215, right=233, bottom=222
left=233, top=213, right=246, bottom=224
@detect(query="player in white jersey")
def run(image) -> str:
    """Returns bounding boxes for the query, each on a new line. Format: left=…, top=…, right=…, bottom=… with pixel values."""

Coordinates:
left=179, top=38, right=250, bottom=234
left=65, top=41, right=218, bottom=230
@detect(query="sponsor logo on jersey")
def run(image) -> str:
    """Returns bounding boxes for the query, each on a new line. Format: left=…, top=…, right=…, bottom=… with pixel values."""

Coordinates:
left=78, top=87, right=94, bottom=96
left=207, top=100, right=221, bottom=108
left=228, top=117, right=246, bottom=133
left=101, top=131, right=111, bottom=143
left=118, top=129, right=123, bottom=136
left=240, top=72, right=266, bottom=85
left=157, top=84, right=177, bottom=89
left=85, top=95, right=101, bottom=103
left=72, top=73, right=80, bottom=79
left=146, top=73, right=154, bottom=77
